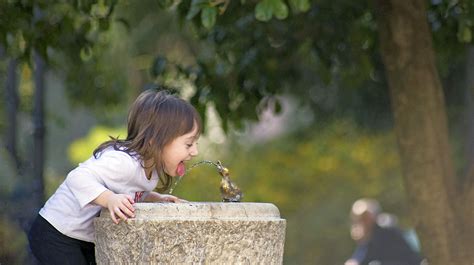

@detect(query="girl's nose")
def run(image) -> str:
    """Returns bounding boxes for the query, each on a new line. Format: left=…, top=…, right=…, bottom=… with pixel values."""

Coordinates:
left=190, top=144, right=199, bottom=156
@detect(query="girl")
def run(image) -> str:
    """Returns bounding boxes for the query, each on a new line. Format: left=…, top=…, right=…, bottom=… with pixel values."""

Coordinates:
left=28, top=89, right=202, bottom=265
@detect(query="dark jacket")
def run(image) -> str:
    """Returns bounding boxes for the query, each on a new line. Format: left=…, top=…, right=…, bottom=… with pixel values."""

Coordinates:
left=350, top=224, right=424, bottom=265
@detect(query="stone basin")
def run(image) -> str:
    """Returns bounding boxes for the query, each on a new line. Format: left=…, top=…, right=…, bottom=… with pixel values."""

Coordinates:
left=94, top=202, right=286, bottom=264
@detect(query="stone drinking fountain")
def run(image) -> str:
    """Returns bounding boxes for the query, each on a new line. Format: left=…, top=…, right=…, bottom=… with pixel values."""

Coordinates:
left=94, top=161, right=287, bottom=264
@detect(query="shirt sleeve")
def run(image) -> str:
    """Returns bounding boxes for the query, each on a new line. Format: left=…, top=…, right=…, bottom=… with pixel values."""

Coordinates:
left=65, top=150, right=137, bottom=208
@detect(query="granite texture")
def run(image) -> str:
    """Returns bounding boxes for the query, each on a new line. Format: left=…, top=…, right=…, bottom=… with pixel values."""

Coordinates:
left=94, top=202, right=286, bottom=264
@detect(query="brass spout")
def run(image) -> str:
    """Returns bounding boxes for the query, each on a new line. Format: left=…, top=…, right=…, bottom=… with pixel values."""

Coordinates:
left=216, top=161, right=243, bottom=202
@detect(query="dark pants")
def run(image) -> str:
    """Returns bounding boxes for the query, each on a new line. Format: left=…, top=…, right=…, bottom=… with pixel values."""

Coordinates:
left=28, top=214, right=96, bottom=265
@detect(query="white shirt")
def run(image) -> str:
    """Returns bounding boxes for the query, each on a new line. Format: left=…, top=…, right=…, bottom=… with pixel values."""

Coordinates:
left=39, top=148, right=159, bottom=242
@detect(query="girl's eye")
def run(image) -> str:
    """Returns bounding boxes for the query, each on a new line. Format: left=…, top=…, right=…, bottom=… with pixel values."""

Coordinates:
left=186, top=141, right=198, bottom=148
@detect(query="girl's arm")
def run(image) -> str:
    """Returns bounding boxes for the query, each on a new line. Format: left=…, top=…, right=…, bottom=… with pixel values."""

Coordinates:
left=143, top=191, right=187, bottom=203
left=93, top=190, right=135, bottom=224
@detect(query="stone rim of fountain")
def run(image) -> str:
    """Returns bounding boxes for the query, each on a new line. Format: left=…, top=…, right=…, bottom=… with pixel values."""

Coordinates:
left=98, top=202, right=282, bottom=220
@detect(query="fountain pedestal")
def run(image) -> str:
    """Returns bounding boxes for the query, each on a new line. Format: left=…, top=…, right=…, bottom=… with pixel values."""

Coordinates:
left=94, top=202, right=286, bottom=264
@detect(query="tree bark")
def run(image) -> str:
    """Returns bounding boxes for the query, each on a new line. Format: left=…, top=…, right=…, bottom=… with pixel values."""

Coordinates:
left=375, top=0, right=473, bottom=264
left=4, top=57, right=22, bottom=173
left=463, top=47, right=474, bottom=175
left=32, top=50, right=46, bottom=206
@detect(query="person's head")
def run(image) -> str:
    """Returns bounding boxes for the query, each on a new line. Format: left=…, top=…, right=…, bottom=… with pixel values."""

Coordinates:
left=349, top=198, right=381, bottom=243
left=94, top=89, right=202, bottom=192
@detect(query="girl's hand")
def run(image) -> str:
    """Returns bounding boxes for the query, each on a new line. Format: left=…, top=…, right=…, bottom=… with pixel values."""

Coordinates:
left=158, top=194, right=188, bottom=203
left=142, top=191, right=188, bottom=203
left=106, top=193, right=135, bottom=224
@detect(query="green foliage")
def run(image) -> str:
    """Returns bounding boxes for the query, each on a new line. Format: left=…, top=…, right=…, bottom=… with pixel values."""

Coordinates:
left=153, top=0, right=474, bottom=134
left=448, top=0, right=474, bottom=43
left=255, top=0, right=273, bottom=21
left=183, top=0, right=227, bottom=29
left=159, top=0, right=392, bottom=131
left=289, top=0, right=310, bottom=13
left=201, top=6, right=218, bottom=29
left=255, top=0, right=289, bottom=21
left=0, top=0, right=130, bottom=110
left=0, top=0, right=117, bottom=62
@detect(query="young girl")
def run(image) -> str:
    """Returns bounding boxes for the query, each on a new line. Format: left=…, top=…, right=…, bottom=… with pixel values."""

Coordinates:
left=28, top=89, right=202, bottom=265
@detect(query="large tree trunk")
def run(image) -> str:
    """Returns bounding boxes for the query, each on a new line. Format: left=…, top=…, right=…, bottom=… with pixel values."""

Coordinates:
left=374, top=1, right=473, bottom=264
left=463, top=47, right=474, bottom=174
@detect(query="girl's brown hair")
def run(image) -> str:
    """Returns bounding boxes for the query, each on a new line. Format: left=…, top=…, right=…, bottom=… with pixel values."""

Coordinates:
left=93, top=89, right=202, bottom=192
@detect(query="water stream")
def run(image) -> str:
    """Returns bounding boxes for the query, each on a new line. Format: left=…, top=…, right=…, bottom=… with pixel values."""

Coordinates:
left=168, top=159, right=243, bottom=202
left=168, top=160, right=219, bottom=194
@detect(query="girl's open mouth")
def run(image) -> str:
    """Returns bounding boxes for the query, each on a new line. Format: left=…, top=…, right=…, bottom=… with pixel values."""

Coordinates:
left=177, top=161, right=185, bottom=176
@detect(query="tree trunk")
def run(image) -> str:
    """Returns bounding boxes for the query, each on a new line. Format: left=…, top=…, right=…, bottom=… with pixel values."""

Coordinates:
left=4, top=57, right=22, bottom=173
left=32, top=50, right=46, bottom=207
left=374, top=0, right=473, bottom=264
left=463, top=47, right=474, bottom=174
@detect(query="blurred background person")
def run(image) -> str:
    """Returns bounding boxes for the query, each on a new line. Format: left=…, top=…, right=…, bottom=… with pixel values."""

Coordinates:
left=344, top=198, right=425, bottom=265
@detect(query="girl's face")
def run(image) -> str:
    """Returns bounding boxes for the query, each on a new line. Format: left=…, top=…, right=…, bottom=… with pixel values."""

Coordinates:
left=162, top=124, right=199, bottom=176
